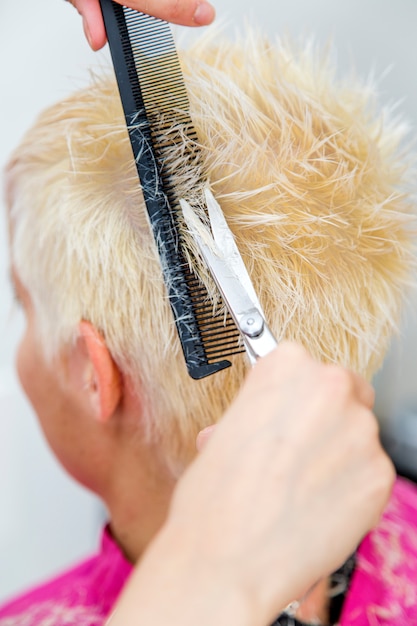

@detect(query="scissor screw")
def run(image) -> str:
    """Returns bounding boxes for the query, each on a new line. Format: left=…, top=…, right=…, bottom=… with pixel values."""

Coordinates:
left=239, top=309, right=264, bottom=338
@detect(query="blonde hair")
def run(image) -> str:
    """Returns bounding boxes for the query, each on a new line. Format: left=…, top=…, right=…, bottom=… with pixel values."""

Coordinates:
left=6, top=31, right=415, bottom=474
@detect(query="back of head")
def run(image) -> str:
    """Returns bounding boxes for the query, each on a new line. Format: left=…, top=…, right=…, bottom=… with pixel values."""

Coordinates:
left=6, top=30, right=415, bottom=474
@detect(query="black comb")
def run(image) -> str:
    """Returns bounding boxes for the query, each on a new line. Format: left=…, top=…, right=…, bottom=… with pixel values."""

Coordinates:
left=99, top=0, right=243, bottom=379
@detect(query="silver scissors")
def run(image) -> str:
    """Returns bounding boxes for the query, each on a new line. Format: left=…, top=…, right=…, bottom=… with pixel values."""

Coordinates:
left=180, top=189, right=278, bottom=365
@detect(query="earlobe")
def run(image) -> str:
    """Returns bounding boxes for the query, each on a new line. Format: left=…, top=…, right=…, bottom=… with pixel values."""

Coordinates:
left=78, top=321, right=122, bottom=423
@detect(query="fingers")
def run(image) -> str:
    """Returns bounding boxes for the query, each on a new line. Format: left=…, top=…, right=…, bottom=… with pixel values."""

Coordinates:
left=254, top=342, right=375, bottom=410
left=68, top=0, right=107, bottom=50
left=169, top=340, right=393, bottom=618
left=69, top=0, right=216, bottom=51
left=124, top=0, right=216, bottom=26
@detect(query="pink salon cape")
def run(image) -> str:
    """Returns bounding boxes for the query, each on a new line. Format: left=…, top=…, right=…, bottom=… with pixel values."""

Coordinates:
left=0, top=478, right=416, bottom=625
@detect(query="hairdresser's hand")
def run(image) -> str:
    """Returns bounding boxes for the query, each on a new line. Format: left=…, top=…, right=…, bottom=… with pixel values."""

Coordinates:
left=67, top=0, right=215, bottom=50
left=109, top=342, right=394, bottom=626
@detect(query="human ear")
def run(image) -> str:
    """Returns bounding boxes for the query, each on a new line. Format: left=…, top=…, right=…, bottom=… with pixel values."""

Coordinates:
left=76, top=320, right=122, bottom=422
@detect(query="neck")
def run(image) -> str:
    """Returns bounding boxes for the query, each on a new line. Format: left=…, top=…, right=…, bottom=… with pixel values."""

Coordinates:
left=104, top=439, right=178, bottom=563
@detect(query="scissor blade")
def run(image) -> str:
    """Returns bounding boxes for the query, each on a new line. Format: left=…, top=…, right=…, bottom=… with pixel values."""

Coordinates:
left=204, top=189, right=264, bottom=313
left=180, top=198, right=255, bottom=315
left=180, top=196, right=278, bottom=363
left=180, top=197, right=219, bottom=256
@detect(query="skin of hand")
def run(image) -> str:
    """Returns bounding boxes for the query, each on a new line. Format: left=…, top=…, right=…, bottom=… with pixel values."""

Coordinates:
left=108, top=342, right=395, bottom=626
left=66, top=0, right=216, bottom=50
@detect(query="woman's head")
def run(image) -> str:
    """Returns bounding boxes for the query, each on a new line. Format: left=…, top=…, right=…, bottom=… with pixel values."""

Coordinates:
left=6, top=31, right=415, bottom=474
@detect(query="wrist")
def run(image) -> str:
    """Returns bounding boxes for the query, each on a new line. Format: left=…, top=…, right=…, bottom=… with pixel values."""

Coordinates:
left=111, top=517, right=261, bottom=626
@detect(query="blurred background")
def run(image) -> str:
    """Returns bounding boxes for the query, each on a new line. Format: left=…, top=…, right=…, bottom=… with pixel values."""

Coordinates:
left=0, top=0, right=416, bottom=603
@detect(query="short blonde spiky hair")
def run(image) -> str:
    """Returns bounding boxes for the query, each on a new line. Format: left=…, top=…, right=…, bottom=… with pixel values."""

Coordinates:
left=6, top=31, right=415, bottom=474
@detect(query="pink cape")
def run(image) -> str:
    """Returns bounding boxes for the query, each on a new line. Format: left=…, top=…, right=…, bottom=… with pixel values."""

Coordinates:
left=340, top=477, right=417, bottom=625
left=0, top=527, right=131, bottom=625
left=0, top=478, right=416, bottom=625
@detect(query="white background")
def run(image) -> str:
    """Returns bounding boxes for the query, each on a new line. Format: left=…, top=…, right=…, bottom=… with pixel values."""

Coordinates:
left=0, top=0, right=416, bottom=602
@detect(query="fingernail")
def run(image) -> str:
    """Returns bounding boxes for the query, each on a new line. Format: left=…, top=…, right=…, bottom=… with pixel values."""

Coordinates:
left=82, top=16, right=93, bottom=49
left=196, top=425, right=216, bottom=451
left=193, top=2, right=215, bottom=25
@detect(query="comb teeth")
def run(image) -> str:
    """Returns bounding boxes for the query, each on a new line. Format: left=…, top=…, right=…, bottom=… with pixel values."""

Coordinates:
left=124, top=10, right=190, bottom=115
left=100, top=0, right=243, bottom=378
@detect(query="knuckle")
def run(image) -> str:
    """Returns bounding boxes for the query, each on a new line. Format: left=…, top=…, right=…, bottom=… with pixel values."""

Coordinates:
left=359, top=407, right=380, bottom=438
left=253, top=341, right=312, bottom=385
left=375, top=445, right=395, bottom=477
left=279, top=340, right=311, bottom=363
left=381, top=454, right=396, bottom=487
left=321, top=363, right=354, bottom=399
left=167, top=0, right=183, bottom=21
left=348, top=407, right=381, bottom=455
left=368, top=455, right=396, bottom=522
